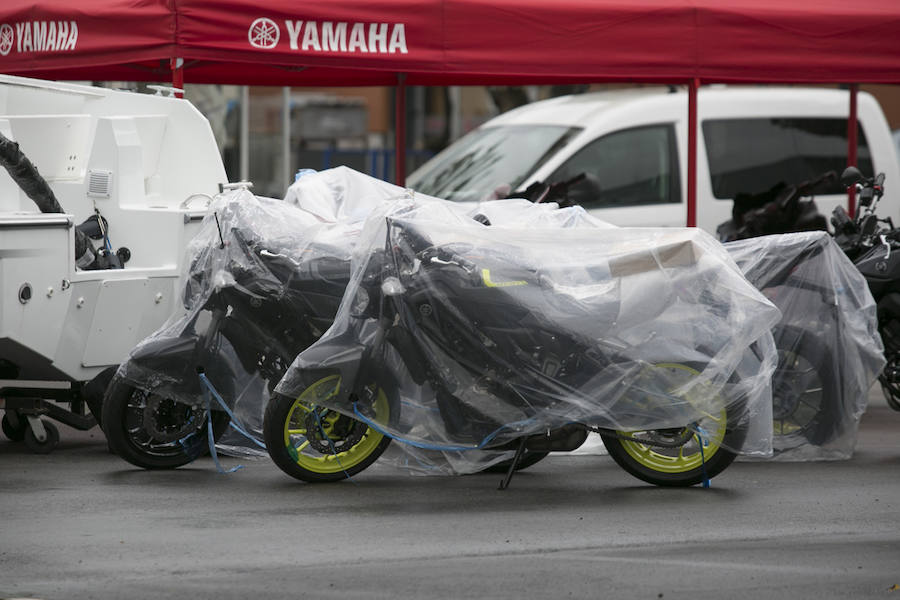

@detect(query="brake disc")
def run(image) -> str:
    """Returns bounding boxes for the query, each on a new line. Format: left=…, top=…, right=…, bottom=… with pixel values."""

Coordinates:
left=143, top=393, right=205, bottom=442
left=304, top=407, right=366, bottom=454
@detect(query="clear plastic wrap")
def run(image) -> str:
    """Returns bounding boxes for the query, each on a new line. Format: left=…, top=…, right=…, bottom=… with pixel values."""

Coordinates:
left=113, top=167, right=433, bottom=458
left=510, top=209, right=883, bottom=462
left=466, top=198, right=620, bottom=230
left=275, top=196, right=781, bottom=475
left=113, top=166, right=784, bottom=477
left=725, top=232, right=885, bottom=460
left=284, top=165, right=443, bottom=222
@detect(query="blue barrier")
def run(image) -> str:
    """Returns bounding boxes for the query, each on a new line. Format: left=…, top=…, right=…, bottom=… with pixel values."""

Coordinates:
left=295, top=148, right=433, bottom=184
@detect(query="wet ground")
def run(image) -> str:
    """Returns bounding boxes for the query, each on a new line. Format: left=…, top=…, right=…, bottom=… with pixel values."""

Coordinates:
left=1, top=391, right=899, bottom=600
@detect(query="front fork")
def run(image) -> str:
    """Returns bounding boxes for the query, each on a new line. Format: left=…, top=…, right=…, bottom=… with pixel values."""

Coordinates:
left=195, top=304, right=228, bottom=363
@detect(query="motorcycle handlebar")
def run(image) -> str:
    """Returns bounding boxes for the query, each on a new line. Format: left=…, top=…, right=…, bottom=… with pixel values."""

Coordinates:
left=842, top=165, right=885, bottom=197
left=542, top=173, right=586, bottom=203
left=796, top=170, right=837, bottom=197
left=515, top=173, right=587, bottom=205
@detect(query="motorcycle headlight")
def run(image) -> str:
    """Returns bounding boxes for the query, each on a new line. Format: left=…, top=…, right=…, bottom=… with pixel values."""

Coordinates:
left=350, top=286, right=369, bottom=316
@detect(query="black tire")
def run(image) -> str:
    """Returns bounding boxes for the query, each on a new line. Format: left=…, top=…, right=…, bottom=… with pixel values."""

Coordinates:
left=878, top=351, right=900, bottom=411
left=598, top=363, right=748, bottom=487
left=482, top=451, right=550, bottom=473
left=83, top=366, right=117, bottom=430
left=600, top=403, right=747, bottom=487
left=85, top=395, right=105, bottom=429
left=2, top=411, right=27, bottom=442
left=23, top=420, right=59, bottom=454
left=263, top=374, right=392, bottom=483
left=102, top=377, right=230, bottom=469
left=881, top=378, right=900, bottom=411
left=770, top=326, right=840, bottom=451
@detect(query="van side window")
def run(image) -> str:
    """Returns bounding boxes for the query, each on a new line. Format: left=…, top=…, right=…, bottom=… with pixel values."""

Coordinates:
left=703, top=118, right=873, bottom=199
left=547, top=124, right=681, bottom=208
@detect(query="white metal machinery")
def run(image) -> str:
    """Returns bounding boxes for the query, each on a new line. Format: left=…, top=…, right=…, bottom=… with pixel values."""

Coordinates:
left=0, top=76, right=227, bottom=452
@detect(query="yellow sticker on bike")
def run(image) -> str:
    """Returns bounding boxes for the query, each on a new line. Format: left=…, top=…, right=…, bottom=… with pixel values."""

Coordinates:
left=481, top=269, right=527, bottom=288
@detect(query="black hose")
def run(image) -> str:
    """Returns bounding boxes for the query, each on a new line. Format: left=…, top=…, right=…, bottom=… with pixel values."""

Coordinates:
left=0, top=131, right=92, bottom=264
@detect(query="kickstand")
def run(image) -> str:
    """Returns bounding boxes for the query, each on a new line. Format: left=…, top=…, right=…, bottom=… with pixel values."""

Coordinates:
left=498, top=438, right=528, bottom=491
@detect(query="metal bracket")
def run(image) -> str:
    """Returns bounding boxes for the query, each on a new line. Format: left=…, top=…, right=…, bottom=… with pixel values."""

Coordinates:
left=25, top=415, right=47, bottom=443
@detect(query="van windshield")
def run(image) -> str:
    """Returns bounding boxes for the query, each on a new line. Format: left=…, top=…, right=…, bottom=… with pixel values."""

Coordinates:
left=407, top=125, right=581, bottom=202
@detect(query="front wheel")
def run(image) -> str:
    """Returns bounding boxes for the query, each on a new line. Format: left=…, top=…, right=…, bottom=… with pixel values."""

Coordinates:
left=102, top=377, right=230, bottom=469
left=599, top=364, right=747, bottom=487
left=263, top=374, right=392, bottom=482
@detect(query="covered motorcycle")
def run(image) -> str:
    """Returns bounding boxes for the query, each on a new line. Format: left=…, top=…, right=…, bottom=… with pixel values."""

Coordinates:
left=102, top=167, right=439, bottom=469
left=726, top=232, right=885, bottom=460
left=267, top=197, right=781, bottom=486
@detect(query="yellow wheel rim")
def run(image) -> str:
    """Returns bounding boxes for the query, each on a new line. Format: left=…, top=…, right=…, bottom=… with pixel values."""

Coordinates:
left=617, top=364, right=728, bottom=473
left=282, top=375, right=388, bottom=474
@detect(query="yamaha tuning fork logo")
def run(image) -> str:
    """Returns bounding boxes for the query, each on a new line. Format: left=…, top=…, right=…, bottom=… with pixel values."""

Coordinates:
left=248, top=18, right=280, bottom=49
left=247, top=17, right=408, bottom=54
left=0, top=20, right=78, bottom=56
left=0, top=24, right=13, bottom=56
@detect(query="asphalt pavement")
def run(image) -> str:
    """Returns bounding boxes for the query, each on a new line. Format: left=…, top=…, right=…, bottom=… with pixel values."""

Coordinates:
left=1, top=390, right=899, bottom=600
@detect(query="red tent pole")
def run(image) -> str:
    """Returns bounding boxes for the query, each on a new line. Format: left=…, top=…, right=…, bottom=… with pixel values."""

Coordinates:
left=687, top=78, right=699, bottom=227
left=847, top=83, right=858, bottom=218
left=394, top=73, right=407, bottom=185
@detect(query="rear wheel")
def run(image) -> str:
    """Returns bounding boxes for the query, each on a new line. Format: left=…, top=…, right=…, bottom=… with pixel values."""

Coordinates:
left=102, top=377, right=230, bottom=469
left=263, top=374, right=392, bottom=482
left=599, top=363, right=747, bottom=487
left=771, top=326, right=839, bottom=451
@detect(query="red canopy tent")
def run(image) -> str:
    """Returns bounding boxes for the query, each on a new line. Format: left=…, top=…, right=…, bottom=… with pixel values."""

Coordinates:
left=0, top=0, right=174, bottom=81
left=4, top=0, right=899, bottom=84
left=2, top=0, right=899, bottom=221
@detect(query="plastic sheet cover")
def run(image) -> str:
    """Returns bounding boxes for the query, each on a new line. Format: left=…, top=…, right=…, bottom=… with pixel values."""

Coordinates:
left=726, top=232, right=885, bottom=460
left=276, top=197, right=781, bottom=474
left=115, top=167, right=444, bottom=457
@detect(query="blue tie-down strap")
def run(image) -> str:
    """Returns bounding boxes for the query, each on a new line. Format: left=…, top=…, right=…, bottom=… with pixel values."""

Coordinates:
left=198, top=373, right=266, bottom=474
left=353, top=402, right=537, bottom=452
left=695, top=424, right=711, bottom=489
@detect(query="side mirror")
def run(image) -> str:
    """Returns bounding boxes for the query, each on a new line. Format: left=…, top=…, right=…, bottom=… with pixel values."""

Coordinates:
left=840, top=166, right=864, bottom=188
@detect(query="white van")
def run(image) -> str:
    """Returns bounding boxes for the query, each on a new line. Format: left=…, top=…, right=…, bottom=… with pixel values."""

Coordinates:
left=407, top=87, right=900, bottom=233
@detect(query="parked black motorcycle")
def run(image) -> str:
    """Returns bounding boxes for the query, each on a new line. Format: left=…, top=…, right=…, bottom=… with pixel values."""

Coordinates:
left=716, top=171, right=834, bottom=242
left=265, top=206, right=778, bottom=487
left=715, top=166, right=887, bottom=455
left=726, top=231, right=883, bottom=456
left=832, top=166, right=900, bottom=410
left=101, top=191, right=392, bottom=470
